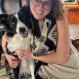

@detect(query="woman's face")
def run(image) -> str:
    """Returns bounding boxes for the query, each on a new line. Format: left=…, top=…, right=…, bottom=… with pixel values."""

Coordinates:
left=30, top=0, right=52, bottom=20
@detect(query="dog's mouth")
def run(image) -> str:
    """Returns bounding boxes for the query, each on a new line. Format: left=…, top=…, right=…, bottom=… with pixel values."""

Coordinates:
left=20, top=32, right=28, bottom=38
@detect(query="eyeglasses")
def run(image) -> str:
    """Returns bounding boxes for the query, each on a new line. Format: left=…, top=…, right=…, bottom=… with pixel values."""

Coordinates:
left=31, top=0, right=52, bottom=9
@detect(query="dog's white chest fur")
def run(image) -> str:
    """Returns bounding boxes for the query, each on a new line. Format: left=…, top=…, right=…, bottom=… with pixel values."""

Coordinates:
left=7, top=34, right=31, bottom=52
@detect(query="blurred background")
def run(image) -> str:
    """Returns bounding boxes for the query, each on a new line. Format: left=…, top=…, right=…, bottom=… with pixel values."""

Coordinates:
left=63, top=0, right=79, bottom=51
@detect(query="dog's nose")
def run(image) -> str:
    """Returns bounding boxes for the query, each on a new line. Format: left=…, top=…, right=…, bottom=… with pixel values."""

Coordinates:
left=19, top=27, right=26, bottom=33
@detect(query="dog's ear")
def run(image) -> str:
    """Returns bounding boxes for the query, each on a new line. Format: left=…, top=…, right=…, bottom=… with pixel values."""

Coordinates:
left=0, top=14, right=8, bottom=29
left=18, top=7, right=32, bottom=28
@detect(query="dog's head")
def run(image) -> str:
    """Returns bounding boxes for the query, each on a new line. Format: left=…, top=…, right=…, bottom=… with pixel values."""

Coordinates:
left=0, top=14, right=31, bottom=38
left=0, top=7, right=42, bottom=38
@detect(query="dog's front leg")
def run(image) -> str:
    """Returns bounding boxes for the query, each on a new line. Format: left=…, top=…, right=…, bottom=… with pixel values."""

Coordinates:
left=30, top=60, right=35, bottom=79
left=19, top=59, right=32, bottom=79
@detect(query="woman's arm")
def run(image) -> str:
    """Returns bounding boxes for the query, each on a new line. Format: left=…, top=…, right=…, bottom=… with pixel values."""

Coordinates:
left=32, top=16, right=70, bottom=65
left=2, top=33, right=19, bottom=68
left=2, top=33, right=7, bottom=54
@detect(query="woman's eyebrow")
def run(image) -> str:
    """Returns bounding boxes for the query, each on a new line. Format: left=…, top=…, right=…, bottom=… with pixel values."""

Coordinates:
left=35, top=0, right=51, bottom=2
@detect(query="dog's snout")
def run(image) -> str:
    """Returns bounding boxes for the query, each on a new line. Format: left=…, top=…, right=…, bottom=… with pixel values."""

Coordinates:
left=19, top=27, right=26, bottom=33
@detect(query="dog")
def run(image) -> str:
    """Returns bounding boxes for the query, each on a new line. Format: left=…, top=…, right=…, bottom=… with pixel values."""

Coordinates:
left=0, top=13, right=35, bottom=79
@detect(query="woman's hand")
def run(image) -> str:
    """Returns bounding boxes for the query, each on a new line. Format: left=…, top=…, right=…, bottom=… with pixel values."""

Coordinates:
left=5, top=54, right=20, bottom=68
left=15, top=49, right=32, bottom=59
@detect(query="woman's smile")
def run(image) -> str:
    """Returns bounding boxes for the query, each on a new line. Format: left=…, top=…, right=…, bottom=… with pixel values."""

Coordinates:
left=35, top=9, right=44, bottom=15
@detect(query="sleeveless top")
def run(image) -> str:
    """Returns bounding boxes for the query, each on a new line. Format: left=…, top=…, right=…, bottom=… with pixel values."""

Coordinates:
left=31, top=18, right=79, bottom=79
left=31, top=19, right=56, bottom=56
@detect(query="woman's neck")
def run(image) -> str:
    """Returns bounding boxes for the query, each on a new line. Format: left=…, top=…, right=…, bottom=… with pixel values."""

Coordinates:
left=39, top=20, right=45, bottom=32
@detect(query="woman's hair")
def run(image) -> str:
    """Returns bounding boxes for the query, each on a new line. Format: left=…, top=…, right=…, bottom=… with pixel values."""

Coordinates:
left=50, top=0, right=64, bottom=20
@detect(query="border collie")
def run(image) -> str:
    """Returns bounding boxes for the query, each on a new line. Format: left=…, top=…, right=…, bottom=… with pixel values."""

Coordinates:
left=0, top=13, right=35, bottom=79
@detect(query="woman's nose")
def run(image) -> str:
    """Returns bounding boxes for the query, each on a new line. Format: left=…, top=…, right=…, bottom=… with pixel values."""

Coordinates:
left=37, top=3, right=44, bottom=10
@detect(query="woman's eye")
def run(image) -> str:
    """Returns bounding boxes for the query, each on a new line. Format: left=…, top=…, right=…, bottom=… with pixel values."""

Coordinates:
left=35, top=0, right=41, bottom=2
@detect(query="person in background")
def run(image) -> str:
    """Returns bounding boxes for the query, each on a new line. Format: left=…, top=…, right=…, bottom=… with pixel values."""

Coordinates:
left=0, top=0, right=19, bottom=14
left=2, top=0, right=79, bottom=79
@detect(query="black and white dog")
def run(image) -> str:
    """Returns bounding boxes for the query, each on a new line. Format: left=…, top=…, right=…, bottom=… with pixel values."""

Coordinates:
left=0, top=12, right=35, bottom=79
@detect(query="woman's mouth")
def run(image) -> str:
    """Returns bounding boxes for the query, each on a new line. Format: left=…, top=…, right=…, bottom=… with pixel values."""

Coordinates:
left=35, top=9, right=44, bottom=15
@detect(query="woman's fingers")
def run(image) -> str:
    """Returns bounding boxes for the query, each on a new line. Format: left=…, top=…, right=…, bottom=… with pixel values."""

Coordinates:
left=5, top=54, right=19, bottom=68
left=10, top=62, right=18, bottom=68
left=10, top=60, right=20, bottom=68
left=9, top=58, right=20, bottom=68
left=10, top=55, right=18, bottom=60
left=16, top=49, right=26, bottom=59
left=15, top=49, right=32, bottom=59
left=24, top=49, right=32, bottom=58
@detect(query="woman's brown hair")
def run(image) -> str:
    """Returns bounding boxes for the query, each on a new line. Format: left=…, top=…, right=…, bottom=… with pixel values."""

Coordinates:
left=51, top=0, right=64, bottom=20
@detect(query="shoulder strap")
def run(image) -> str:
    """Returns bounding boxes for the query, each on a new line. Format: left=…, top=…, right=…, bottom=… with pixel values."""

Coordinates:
left=46, top=14, right=56, bottom=36
left=46, top=12, right=56, bottom=27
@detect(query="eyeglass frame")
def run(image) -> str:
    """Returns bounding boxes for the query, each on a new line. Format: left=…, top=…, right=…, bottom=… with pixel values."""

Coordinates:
left=30, top=0, right=53, bottom=10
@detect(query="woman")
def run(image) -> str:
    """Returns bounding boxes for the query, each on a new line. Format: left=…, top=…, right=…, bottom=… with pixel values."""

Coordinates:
left=2, top=0, right=79, bottom=79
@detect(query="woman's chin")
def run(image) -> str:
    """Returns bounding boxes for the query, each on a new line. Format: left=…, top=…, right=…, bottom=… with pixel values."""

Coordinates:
left=33, top=15, right=44, bottom=20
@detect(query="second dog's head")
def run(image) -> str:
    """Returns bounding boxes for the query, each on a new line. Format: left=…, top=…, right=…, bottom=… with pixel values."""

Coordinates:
left=0, top=14, right=32, bottom=38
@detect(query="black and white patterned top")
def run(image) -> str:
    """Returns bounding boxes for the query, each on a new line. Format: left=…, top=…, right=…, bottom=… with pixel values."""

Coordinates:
left=31, top=19, right=57, bottom=56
